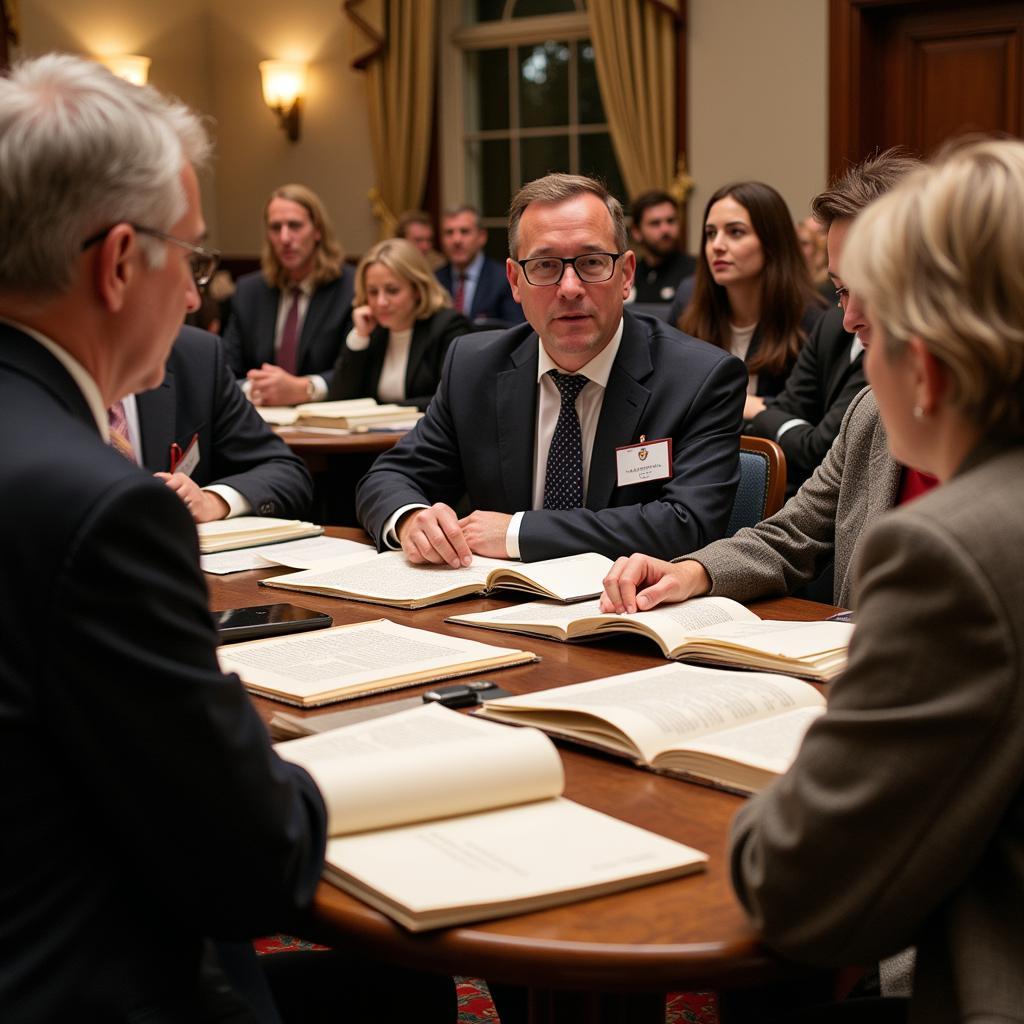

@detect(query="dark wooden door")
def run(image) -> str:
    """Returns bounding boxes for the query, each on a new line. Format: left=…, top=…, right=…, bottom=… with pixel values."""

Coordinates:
left=830, top=0, right=1024, bottom=174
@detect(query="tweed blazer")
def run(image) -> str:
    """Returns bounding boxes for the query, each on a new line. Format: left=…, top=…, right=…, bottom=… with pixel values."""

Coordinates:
left=688, top=387, right=899, bottom=609
left=731, top=440, right=1024, bottom=1023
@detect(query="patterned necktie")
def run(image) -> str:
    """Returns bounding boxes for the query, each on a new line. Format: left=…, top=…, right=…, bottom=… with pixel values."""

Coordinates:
left=543, top=370, right=588, bottom=510
left=107, top=400, right=137, bottom=463
left=277, top=287, right=301, bottom=374
left=452, top=271, right=465, bottom=314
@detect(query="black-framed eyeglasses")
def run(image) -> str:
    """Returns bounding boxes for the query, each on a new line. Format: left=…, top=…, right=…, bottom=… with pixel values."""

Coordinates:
left=515, top=251, right=625, bottom=287
left=81, top=224, right=221, bottom=288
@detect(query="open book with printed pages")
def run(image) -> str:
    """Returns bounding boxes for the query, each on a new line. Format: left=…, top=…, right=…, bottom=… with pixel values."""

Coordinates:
left=275, top=702, right=708, bottom=931
left=474, top=662, right=827, bottom=796
left=260, top=549, right=615, bottom=609
left=448, top=595, right=853, bottom=682
left=216, top=617, right=537, bottom=707
left=196, top=516, right=323, bottom=554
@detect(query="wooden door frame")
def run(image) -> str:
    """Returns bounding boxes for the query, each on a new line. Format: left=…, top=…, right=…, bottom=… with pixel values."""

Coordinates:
left=828, top=0, right=922, bottom=175
left=830, top=0, right=1023, bottom=175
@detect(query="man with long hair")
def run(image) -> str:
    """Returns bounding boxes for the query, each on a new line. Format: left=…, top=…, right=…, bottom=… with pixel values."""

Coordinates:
left=223, top=184, right=355, bottom=406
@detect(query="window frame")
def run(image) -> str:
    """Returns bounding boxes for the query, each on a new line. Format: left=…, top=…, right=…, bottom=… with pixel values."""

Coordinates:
left=439, top=3, right=619, bottom=250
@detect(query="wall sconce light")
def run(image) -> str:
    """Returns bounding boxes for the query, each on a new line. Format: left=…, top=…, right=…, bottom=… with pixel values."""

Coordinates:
left=99, top=54, right=151, bottom=86
left=259, top=60, right=305, bottom=142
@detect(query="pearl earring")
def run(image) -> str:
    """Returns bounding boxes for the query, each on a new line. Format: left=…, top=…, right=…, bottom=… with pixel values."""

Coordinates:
left=913, top=405, right=924, bottom=420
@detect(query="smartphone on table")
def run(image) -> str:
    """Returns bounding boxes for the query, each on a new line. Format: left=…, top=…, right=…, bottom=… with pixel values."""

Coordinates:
left=214, top=603, right=332, bottom=643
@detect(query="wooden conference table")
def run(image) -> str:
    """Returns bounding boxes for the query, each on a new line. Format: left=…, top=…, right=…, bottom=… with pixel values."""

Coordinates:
left=273, top=427, right=405, bottom=470
left=208, top=529, right=841, bottom=1023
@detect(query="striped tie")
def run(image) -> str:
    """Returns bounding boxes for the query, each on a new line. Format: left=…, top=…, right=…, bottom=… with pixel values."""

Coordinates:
left=107, top=400, right=137, bottom=463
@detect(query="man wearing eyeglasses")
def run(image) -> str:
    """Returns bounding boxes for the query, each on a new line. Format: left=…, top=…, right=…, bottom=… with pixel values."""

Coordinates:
left=356, top=173, right=747, bottom=564
left=0, top=54, right=322, bottom=1023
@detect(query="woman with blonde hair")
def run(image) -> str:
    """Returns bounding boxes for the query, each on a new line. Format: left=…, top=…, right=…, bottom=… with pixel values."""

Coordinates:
left=328, top=238, right=471, bottom=410
left=728, top=137, right=1024, bottom=1023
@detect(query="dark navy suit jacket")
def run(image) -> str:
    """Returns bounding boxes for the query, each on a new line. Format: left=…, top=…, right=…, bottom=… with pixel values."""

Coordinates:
left=136, top=325, right=312, bottom=517
left=223, top=269, right=355, bottom=385
left=0, top=322, right=325, bottom=1021
left=357, top=310, right=746, bottom=561
left=436, top=256, right=524, bottom=327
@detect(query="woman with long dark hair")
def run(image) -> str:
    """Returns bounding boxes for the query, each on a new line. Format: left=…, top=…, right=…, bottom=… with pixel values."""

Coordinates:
left=678, top=181, right=824, bottom=401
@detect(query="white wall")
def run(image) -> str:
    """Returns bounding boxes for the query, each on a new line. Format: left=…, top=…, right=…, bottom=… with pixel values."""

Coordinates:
left=206, top=0, right=377, bottom=258
left=686, top=0, right=828, bottom=251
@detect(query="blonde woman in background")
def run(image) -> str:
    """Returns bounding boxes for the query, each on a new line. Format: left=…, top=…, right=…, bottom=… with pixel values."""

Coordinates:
left=329, top=238, right=472, bottom=411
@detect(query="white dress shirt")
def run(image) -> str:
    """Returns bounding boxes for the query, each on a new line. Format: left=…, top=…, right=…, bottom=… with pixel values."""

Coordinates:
left=383, top=319, right=625, bottom=559
left=345, top=324, right=414, bottom=403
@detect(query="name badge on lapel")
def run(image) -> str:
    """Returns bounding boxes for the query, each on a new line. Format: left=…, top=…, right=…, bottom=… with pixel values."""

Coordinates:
left=615, top=435, right=672, bottom=488
left=170, top=433, right=200, bottom=477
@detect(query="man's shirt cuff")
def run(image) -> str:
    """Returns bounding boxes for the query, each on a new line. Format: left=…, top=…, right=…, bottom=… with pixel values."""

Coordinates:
left=775, top=418, right=808, bottom=442
left=204, top=484, right=251, bottom=519
left=506, top=511, right=524, bottom=560
left=383, top=503, right=429, bottom=548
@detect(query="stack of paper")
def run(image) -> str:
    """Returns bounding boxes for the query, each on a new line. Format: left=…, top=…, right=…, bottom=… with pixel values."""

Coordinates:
left=257, top=397, right=421, bottom=431
left=196, top=516, right=323, bottom=554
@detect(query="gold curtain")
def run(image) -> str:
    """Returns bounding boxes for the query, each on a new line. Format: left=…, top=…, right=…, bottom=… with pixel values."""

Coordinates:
left=588, top=0, right=683, bottom=200
left=342, top=0, right=437, bottom=239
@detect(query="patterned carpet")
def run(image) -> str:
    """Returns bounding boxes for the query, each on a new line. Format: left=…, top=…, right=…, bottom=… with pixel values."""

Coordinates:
left=455, top=978, right=718, bottom=1024
left=255, top=937, right=719, bottom=1023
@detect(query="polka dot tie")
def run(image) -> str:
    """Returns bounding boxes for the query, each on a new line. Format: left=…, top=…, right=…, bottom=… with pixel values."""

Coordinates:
left=543, top=370, right=588, bottom=510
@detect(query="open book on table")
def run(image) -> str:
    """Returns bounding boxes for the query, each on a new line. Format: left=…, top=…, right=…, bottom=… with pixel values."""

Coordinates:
left=276, top=703, right=707, bottom=931
left=475, top=663, right=826, bottom=796
left=197, top=516, right=323, bottom=554
left=448, top=595, right=852, bottom=682
left=217, top=618, right=537, bottom=707
left=260, top=549, right=614, bottom=609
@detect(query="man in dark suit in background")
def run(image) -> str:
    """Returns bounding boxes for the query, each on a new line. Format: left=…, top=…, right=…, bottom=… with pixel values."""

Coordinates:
left=126, top=325, right=313, bottom=522
left=436, top=204, right=525, bottom=327
left=357, top=173, right=746, bottom=564
left=223, top=183, right=354, bottom=405
left=742, top=304, right=864, bottom=493
left=627, top=190, right=696, bottom=304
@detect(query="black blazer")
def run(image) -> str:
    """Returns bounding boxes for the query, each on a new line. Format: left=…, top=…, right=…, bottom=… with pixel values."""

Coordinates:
left=222, top=268, right=355, bottom=385
left=436, top=257, right=525, bottom=327
left=745, top=302, right=829, bottom=399
left=136, top=325, right=313, bottom=517
left=746, top=304, right=867, bottom=490
left=356, top=310, right=747, bottom=562
left=327, top=308, right=473, bottom=411
left=0, top=323, right=325, bottom=1021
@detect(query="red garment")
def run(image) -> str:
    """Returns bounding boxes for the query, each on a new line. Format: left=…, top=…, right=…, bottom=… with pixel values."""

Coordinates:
left=898, top=467, right=939, bottom=504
